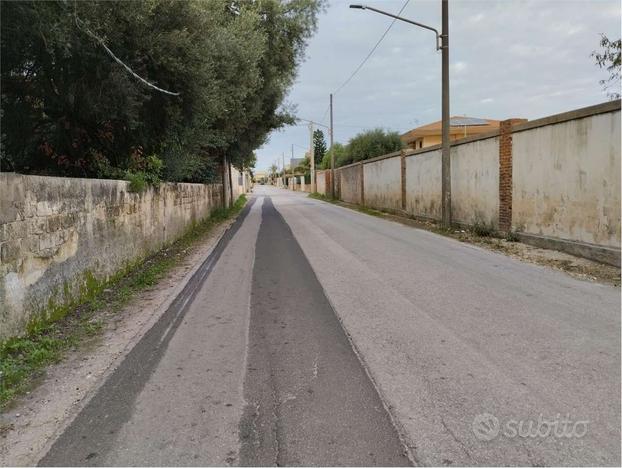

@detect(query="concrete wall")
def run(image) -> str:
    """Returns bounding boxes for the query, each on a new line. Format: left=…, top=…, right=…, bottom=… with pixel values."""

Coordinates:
left=363, top=156, right=402, bottom=211
left=405, top=149, right=442, bottom=220
left=230, top=166, right=251, bottom=200
left=451, top=136, right=500, bottom=228
left=316, top=170, right=328, bottom=195
left=512, top=110, right=621, bottom=247
left=280, top=101, right=620, bottom=264
left=338, top=164, right=363, bottom=204
left=0, top=173, right=223, bottom=339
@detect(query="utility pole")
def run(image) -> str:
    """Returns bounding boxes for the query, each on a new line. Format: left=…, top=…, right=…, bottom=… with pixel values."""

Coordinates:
left=309, top=122, right=315, bottom=193
left=282, top=151, right=285, bottom=188
left=440, top=0, right=451, bottom=227
left=330, top=93, right=335, bottom=198
left=349, top=2, right=451, bottom=226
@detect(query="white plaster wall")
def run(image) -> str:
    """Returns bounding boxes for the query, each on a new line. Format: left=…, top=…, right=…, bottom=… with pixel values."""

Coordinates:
left=316, top=170, right=327, bottom=195
left=405, top=150, right=442, bottom=220
left=338, top=165, right=362, bottom=204
left=512, top=111, right=621, bottom=247
left=451, top=137, right=500, bottom=228
left=363, top=157, right=401, bottom=211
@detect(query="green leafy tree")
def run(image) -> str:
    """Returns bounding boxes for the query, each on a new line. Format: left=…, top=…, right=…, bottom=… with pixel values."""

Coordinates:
left=345, top=129, right=403, bottom=165
left=313, top=129, right=327, bottom=167
left=320, top=142, right=346, bottom=169
left=0, top=0, right=323, bottom=182
left=294, top=156, right=311, bottom=176
left=269, top=163, right=279, bottom=179
left=592, top=34, right=621, bottom=100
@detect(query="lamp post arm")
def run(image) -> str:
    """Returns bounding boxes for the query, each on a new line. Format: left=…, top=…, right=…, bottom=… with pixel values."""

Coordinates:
left=350, top=4, right=442, bottom=50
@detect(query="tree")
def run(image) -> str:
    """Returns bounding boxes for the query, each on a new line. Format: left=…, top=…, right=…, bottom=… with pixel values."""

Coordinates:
left=345, top=129, right=404, bottom=165
left=592, top=34, right=621, bottom=100
left=0, top=0, right=324, bottom=182
left=313, top=129, right=327, bottom=167
left=320, top=142, right=346, bottom=169
left=294, top=156, right=310, bottom=176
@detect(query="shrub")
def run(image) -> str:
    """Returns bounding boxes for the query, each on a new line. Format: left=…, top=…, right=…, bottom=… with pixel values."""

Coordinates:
left=470, top=221, right=494, bottom=237
left=346, top=128, right=404, bottom=164
left=126, top=172, right=148, bottom=193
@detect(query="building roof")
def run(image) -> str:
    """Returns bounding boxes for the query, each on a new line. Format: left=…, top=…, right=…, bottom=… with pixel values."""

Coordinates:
left=401, top=116, right=501, bottom=143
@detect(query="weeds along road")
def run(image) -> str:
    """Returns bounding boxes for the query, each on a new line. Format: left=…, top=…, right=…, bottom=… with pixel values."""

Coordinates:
left=40, top=186, right=620, bottom=466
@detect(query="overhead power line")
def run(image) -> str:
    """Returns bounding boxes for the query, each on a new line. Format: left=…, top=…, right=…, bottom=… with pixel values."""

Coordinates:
left=332, top=0, right=410, bottom=95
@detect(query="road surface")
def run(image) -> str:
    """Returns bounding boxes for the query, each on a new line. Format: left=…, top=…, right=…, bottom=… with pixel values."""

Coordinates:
left=40, top=186, right=620, bottom=466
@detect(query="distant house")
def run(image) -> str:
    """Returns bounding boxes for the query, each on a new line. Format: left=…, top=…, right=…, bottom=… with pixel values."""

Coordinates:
left=400, top=116, right=510, bottom=150
left=254, top=170, right=268, bottom=182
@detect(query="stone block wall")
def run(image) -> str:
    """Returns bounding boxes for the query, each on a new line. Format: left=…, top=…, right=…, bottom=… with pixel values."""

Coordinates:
left=0, top=173, right=223, bottom=339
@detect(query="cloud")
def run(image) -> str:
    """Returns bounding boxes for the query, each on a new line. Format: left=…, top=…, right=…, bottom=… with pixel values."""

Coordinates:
left=255, top=0, right=621, bottom=170
left=508, top=44, right=553, bottom=58
left=467, top=13, right=485, bottom=23
left=451, top=61, right=467, bottom=73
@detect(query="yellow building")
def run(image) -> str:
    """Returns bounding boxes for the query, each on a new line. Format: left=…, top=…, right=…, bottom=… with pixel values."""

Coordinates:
left=254, top=170, right=268, bottom=183
left=401, top=116, right=504, bottom=150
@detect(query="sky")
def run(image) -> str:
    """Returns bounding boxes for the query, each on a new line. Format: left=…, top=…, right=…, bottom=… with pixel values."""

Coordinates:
left=254, top=0, right=621, bottom=171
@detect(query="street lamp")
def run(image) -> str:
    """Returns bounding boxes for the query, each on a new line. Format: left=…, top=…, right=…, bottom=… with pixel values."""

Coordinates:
left=349, top=1, right=451, bottom=227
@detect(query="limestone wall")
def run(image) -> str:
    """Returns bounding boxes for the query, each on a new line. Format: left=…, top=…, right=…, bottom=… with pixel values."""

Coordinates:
left=0, top=173, right=223, bottom=338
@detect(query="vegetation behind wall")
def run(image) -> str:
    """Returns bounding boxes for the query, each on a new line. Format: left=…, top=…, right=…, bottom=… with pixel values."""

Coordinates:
left=0, top=0, right=323, bottom=183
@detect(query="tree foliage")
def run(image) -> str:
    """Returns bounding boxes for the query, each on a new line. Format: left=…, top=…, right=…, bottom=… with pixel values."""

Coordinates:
left=1, top=0, right=323, bottom=182
left=592, top=34, right=621, bottom=100
left=313, top=129, right=326, bottom=167
left=327, top=129, right=403, bottom=168
left=320, top=142, right=345, bottom=169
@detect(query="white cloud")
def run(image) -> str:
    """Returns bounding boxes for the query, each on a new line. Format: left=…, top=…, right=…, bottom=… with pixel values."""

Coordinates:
left=467, top=13, right=485, bottom=23
left=451, top=61, right=468, bottom=73
left=508, top=44, right=553, bottom=58
left=550, top=21, right=585, bottom=36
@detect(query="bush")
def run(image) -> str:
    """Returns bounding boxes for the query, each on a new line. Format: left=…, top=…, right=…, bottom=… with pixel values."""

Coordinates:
left=126, top=172, right=148, bottom=193
left=323, top=129, right=404, bottom=168
left=125, top=153, right=163, bottom=192
left=320, top=143, right=346, bottom=169
left=346, top=128, right=404, bottom=164
left=470, top=221, right=494, bottom=237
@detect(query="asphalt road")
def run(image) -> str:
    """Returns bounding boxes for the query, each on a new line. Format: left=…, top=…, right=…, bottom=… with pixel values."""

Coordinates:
left=39, top=186, right=620, bottom=466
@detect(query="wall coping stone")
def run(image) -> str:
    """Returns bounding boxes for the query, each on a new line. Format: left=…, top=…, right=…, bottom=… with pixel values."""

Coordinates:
left=512, top=99, right=621, bottom=134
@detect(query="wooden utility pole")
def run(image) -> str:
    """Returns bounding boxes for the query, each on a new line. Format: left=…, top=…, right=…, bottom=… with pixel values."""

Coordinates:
left=309, top=122, right=315, bottom=192
left=330, top=93, right=335, bottom=198
left=441, top=0, right=451, bottom=227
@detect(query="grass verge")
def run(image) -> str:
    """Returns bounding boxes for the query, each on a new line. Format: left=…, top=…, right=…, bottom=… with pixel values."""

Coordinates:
left=0, top=195, right=247, bottom=409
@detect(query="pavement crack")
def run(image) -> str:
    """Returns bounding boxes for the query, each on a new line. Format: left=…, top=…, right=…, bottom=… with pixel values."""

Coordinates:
left=440, top=417, right=472, bottom=461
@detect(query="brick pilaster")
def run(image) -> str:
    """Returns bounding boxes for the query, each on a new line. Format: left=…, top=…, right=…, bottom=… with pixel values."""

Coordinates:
left=498, top=119, right=526, bottom=232
left=400, top=150, right=406, bottom=210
